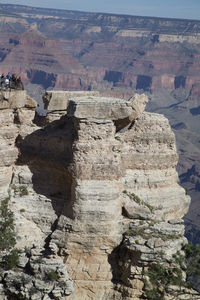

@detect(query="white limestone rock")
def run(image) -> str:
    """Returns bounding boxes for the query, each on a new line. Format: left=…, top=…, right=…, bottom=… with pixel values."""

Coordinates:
left=0, top=90, right=27, bottom=109
left=66, top=93, right=148, bottom=132
left=0, top=90, right=197, bottom=300
left=43, top=90, right=99, bottom=110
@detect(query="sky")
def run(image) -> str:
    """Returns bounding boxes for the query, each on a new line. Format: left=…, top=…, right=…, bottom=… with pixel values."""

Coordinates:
left=0, top=0, right=200, bottom=20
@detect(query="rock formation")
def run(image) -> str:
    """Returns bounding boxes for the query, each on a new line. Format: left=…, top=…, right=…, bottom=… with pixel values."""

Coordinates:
left=1, top=4, right=200, bottom=95
left=0, top=90, right=199, bottom=299
left=0, top=6, right=199, bottom=242
left=0, top=90, right=73, bottom=299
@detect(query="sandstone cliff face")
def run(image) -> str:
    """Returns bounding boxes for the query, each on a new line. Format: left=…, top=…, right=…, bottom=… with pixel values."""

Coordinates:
left=0, top=4, right=199, bottom=245
left=0, top=90, right=198, bottom=299
left=0, top=4, right=199, bottom=183
left=0, top=91, right=35, bottom=203
left=0, top=91, right=73, bottom=299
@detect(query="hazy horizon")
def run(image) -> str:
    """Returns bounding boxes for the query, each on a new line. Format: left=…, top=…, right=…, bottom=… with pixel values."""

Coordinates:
left=0, top=0, right=200, bottom=21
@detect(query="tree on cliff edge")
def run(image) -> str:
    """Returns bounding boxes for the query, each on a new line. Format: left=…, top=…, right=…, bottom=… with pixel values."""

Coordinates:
left=0, top=197, right=16, bottom=250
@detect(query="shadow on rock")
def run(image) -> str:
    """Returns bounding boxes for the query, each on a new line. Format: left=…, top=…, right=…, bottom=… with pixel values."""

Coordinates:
left=16, top=115, right=77, bottom=219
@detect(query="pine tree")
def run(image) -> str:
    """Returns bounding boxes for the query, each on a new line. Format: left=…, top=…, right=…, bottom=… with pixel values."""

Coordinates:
left=0, top=197, right=16, bottom=250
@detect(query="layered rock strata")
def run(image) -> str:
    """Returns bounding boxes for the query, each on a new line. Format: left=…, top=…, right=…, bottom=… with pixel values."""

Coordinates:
left=0, top=90, right=74, bottom=299
left=45, top=92, right=192, bottom=299
left=0, top=90, right=35, bottom=202
left=0, top=90, right=198, bottom=299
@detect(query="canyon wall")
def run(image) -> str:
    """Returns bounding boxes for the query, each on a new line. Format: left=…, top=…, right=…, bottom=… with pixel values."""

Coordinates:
left=0, top=6, right=199, bottom=232
left=1, top=4, right=200, bottom=95
left=0, top=90, right=198, bottom=299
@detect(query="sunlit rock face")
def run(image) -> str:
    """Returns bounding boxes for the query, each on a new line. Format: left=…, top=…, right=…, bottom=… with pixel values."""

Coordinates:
left=120, top=112, right=190, bottom=221
left=0, top=90, right=196, bottom=299
left=0, top=91, right=74, bottom=300
left=0, top=3, right=199, bottom=247
left=0, top=91, right=36, bottom=201
left=43, top=92, right=190, bottom=299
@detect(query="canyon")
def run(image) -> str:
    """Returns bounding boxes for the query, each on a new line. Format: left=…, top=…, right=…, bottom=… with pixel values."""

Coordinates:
left=0, top=4, right=199, bottom=298
left=0, top=89, right=199, bottom=299
left=0, top=4, right=199, bottom=243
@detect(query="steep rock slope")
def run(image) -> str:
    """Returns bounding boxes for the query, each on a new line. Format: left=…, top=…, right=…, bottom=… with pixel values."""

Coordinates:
left=46, top=92, right=192, bottom=299
left=0, top=91, right=73, bottom=299
left=0, top=90, right=197, bottom=299
left=0, top=6, right=198, bottom=242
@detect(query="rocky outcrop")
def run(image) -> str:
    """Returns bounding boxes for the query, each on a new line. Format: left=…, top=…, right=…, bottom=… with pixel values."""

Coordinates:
left=46, top=92, right=192, bottom=299
left=0, top=3, right=199, bottom=246
left=0, top=243, right=73, bottom=300
left=0, top=90, right=198, bottom=299
left=0, top=90, right=74, bottom=299
left=43, top=90, right=100, bottom=120
left=0, top=90, right=36, bottom=202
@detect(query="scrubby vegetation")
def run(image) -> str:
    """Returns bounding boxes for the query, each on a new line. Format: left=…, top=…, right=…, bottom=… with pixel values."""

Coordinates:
left=144, top=262, right=185, bottom=299
left=125, top=227, right=181, bottom=241
left=123, top=190, right=155, bottom=213
left=12, top=184, right=29, bottom=197
left=0, top=197, right=16, bottom=250
left=143, top=243, right=200, bottom=299
left=47, top=270, right=59, bottom=281
left=4, top=248, right=19, bottom=270
left=0, top=196, right=19, bottom=270
left=184, top=242, right=200, bottom=286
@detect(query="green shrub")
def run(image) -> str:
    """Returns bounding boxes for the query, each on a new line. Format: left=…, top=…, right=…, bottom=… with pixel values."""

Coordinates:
left=11, top=184, right=18, bottom=194
left=19, top=186, right=28, bottom=197
left=131, top=192, right=142, bottom=205
left=124, top=227, right=146, bottom=237
left=0, top=197, right=16, bottom=250
left=11, top=184, right=29, bottom=197
left=143, top=243, right=200, bottom=298
left=172, top=251, right=186, bottom=270
left=47, top=270, right=59, bottom=281
left=29, top=286, right=38, bottom=296
left=144, top=262, right=185, bottom=299
left=145, top=203, right=155, bottom=213
left=124, top=227, right=181, bottom=242
left=0, top=196, right=20, bottom=273
left=123, top=190, right=155, bottom=213
left=4, top=248, right=19, bottom=270
left=183, top=242, right=200, bottom=286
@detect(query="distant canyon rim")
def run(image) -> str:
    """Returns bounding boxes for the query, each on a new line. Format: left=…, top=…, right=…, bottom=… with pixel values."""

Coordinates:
left=0, top=3, right=199, bottom=243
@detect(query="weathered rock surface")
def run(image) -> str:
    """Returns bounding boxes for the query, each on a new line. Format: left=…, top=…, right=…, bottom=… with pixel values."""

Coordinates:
left=0, top=90, right=27, bottom=109
left=0, top=91, right=37, bottom=201
left=1, top=244, right=73, bottom=300
left=67, top=93, right=147, bottom=122
left=0, top=90, right=74, bottom=299
left=120, top=112, right=190, bottom=220
left=46, top=92, right=191, bottom=299
left=0, top=90, right=198, bottom=299
left=43, top=90, right=100, bottom=111
left=0, top=3, right=198, bottom=248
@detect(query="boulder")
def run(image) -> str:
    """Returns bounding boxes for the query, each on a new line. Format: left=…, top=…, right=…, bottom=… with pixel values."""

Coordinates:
left=43, top=90, right=99, bottom=111
left=0, top=90, right=27, bottom=109
left=67, top=93, right=148, bottom=131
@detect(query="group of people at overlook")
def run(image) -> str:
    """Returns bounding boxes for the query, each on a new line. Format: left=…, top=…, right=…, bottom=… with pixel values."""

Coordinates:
left=0, top=73, right=24, bottom=90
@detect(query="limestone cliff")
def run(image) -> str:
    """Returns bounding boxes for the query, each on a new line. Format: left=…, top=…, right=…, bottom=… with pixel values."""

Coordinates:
left=0, top=3, right=199, bottom=246
left=0, top=90, right=199, bottom=299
